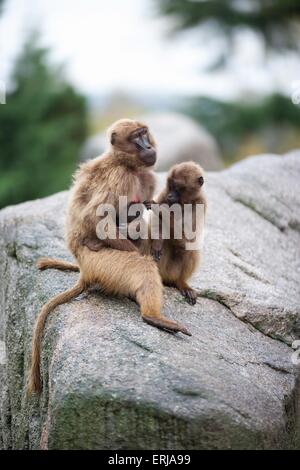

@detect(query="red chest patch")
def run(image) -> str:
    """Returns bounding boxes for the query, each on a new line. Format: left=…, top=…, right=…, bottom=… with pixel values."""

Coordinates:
left=131, top=196, right=141, bottom=203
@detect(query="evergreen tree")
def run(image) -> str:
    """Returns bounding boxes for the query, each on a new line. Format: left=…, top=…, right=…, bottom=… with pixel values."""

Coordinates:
left=156, top=0, right=300, bottom=52
left=156, top=0, right=300, bottom=162
left=0, top=33, right=87, bottom=208
left=185, top=93, right=300, bottom=163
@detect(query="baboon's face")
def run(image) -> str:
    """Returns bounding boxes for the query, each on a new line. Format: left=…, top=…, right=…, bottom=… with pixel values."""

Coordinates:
left=166, top=162, right=204, bottom=205
left=109, top=119, right=156, bottom=167
left=128, top=126, right=156, bottom=166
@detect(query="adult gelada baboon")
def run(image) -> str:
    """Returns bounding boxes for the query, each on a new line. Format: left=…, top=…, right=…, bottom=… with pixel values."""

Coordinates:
left=28, top=119, right=190, bottom=395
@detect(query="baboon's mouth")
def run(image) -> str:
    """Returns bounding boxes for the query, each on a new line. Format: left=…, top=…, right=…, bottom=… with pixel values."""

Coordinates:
left=140, top=148, right=157, bottom=166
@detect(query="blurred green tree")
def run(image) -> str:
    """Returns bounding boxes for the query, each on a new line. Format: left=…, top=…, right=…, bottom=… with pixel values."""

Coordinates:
left=156, top=0, right=300, bottom=62
left=185, top=93, right=300, bottom=163
left=156, top=0, right=300, bottom=163
left=0, top=33, right=87, bottom=208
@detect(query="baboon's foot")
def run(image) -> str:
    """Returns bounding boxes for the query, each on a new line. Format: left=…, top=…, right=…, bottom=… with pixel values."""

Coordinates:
left=180, top=287, right=198, bottom=305
left=142, top=315, right=191, bottom=336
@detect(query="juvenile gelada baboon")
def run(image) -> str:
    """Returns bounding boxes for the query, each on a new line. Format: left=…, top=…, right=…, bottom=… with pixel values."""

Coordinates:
left=28, top=119, right=190, bottom=395
left=150, top=161, right=206, bottom=305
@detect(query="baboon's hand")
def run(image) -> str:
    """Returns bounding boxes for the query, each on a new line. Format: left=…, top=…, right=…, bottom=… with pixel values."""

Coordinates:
left=107, top=238, right=139, bottom=252
left=151, top=239, right=163, bottom=262
left=151, top=248, right=162, bottom=262
left=143, top=199, right=155, bottom=210
left=84, top=238, right=103, bottom=252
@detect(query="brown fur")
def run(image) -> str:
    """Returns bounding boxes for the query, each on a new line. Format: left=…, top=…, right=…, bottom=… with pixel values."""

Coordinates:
left=150, top=162, right=206, bottom=305
left=27, top=279, right=85, bottom=394
left=28, top=119, right=190, bottom=395
left=36, top=257, right=79, bottom=272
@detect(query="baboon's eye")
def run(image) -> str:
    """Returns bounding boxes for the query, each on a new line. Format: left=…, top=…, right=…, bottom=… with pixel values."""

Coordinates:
left=130, top=128, right=145, bottom=141
left=110, top=132, right=117, bottom=145
left=198, top=176, right=204, bottom=186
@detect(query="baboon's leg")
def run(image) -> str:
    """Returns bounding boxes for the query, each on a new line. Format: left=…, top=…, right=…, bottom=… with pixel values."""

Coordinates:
left=79, top=247, right=191, bottom=335
left=158, top=250, right=199, bottom=306
left=175, top=251, right=199, bottom=305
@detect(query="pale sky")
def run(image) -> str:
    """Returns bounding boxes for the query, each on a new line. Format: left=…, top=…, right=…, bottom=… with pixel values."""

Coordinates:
left=0, top=0, right=299, bottom=100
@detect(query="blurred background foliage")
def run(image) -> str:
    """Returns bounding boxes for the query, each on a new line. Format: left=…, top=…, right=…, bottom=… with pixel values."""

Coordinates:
left=183, top=93, right=300, bottom=165
left=157, top=0, right=300, bottom=52
left=1, top=0, right=300, bottom=208
left=156, top=0, right=300, bottom=163
left=0, top=25, right=88, bottom=208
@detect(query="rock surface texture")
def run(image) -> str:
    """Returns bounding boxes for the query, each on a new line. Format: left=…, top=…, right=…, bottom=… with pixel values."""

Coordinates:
left=81, top=112, right=223, bottom=171
left=0, top=151, right=299, bottom=450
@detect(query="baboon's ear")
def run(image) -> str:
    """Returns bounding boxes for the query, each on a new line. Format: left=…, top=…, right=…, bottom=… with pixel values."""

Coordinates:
left=110, top=132, right=117, bottom=145
left=198, top=176, right=204, bottom=186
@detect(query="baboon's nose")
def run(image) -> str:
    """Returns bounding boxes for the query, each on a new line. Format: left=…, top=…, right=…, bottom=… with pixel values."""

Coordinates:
left=167, top=193, right=178, bottom=205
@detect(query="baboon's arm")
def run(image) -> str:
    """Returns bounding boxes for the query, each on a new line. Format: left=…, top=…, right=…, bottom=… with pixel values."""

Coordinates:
left=83, top=233, right=138, bottom=252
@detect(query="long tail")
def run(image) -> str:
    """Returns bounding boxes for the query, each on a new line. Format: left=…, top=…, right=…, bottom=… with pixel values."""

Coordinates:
left=27, top=280, right=84, bottom=395
left=36, top=257, right=79, bottom=272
